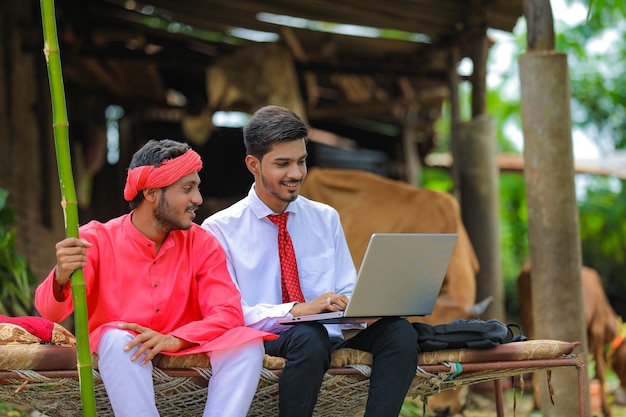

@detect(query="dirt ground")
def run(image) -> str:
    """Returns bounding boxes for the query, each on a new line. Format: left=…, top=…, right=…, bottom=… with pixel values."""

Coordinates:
left=399, top=385, right=626, bottom=417
left=460, top=389, right=626, bottom=417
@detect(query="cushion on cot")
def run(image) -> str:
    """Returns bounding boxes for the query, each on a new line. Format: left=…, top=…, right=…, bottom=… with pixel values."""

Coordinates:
left=325, top=340, right=579, bottom=368
left=0, top=321, right=76, bottom=347
left=0, top=344, right=77, bottom=371
left=152, top=349, right=370, bottom=370
left=0, top=320, right=77, bottom=371
left=0, top=315, right=55, bottom=342
left=417, top=339, right=581, bottom=365
left=144, top=339, right=581, bottom=370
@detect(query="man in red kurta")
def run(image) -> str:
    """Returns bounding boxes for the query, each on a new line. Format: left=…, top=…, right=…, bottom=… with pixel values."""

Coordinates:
left=35, top=139, right=275, bottom=417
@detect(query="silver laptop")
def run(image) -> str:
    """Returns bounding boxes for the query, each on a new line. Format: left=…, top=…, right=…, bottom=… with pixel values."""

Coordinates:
left=277, top=233, right=457, bottom=325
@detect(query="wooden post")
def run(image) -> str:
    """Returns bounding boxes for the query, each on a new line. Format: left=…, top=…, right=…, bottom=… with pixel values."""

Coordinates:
left=448, top=47, right=462, bottom=201
left=519, top=1, right=589, bottom=415
left=457, top=115, right=504, bottom=320
left=457, top=0, right=505, bottom=319
left=402, top=105, right=421, bottom=186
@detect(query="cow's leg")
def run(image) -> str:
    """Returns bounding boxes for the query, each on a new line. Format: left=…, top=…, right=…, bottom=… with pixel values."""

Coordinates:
left=532, top=372, right=541, bottom=410
left=592, top=339, right=612, bottom=417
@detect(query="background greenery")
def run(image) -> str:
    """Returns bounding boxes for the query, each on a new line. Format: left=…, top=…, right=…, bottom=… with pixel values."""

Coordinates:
left=425, top=0, right=626, bottom=321
left=0, top=188, right=35, bottom=317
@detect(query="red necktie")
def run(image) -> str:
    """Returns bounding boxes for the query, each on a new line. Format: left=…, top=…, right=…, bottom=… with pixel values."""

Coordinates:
left=268, top=213, right=305, bottom=303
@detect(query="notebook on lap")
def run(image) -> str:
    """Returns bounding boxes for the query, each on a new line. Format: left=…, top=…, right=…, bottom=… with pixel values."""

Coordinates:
left=277, top=233, right=458, bottom=325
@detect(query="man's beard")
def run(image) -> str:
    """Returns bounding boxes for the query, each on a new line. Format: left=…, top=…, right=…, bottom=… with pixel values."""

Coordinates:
left=153, top=191, right=192, bottom=232
left=261, top=176, right=300, bottom=204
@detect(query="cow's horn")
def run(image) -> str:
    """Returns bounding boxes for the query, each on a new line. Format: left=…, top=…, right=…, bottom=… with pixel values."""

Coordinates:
left=467, top=296, right=494, bottom=317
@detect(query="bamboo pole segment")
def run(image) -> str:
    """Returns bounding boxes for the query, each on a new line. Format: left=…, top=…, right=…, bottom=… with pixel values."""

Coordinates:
left=39, top=1, right=97, bottom=415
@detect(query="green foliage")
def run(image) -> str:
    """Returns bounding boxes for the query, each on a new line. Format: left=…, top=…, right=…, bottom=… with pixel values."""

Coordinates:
left=578, top=178, right=626, bottom=299
left=479, top=0, right=626, bottom=317
left=498, top=173, right=529, bottom=315
left=0, top=401, right=30, bottom=416
left=0, top=189, right=35, bottom=316
left=420, top=168, right=454, bottom=193
left=557, top=0, right=626, bottom=151
left=400, top=399, right=424, bottom=417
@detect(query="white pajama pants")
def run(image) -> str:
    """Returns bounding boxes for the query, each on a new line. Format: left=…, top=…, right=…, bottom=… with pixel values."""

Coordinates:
left=98, top=328, right=265, bottom=417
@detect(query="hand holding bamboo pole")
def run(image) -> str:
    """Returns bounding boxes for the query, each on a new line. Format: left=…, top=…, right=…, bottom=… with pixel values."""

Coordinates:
left=39, top=1, right=97, bottom=415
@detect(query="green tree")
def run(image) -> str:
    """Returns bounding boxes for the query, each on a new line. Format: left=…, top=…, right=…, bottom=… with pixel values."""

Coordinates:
left=427, top=0, right=626, bottom=318
left=556, top=0, right=626, bottom=310
left=561, top=0, right=626, bottom=152
left=579, top=178, right=626, bottom=310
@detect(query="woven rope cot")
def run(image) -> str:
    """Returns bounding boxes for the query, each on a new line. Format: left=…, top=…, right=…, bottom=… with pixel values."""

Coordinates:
left=0, top=340, right=586, bottom=417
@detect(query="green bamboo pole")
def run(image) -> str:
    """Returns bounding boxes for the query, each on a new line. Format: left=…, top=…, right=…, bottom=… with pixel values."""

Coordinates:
left=40, top=1, right=97, bottom=415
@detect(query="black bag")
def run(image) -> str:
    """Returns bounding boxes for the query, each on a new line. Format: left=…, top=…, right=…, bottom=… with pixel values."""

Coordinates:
left=413, top=319, right=527, bottom=352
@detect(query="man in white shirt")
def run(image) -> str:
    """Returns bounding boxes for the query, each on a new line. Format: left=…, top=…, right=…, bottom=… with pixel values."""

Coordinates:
left=202, top=105, right=418, bottom=417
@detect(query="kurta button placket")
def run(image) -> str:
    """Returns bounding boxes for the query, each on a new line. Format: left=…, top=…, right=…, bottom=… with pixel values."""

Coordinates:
left=149, top=253, right=159, bottom=316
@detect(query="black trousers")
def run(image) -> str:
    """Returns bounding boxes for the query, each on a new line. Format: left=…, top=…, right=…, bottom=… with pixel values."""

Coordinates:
left=264, top=318, right=418, bottom=417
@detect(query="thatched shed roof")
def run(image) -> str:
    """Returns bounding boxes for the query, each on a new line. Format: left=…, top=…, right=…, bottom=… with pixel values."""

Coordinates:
left=51, top=0, right=524, bottom=163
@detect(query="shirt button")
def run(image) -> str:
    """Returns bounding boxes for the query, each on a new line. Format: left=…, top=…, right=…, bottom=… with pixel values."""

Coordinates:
left=155, top=308, right=160, bottom=313
left=153, top=284, right=158, bottom=288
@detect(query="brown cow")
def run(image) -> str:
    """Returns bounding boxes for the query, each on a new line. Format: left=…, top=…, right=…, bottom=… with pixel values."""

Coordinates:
left=300, top=167, right=479, bottom=310
left=518, top=263, right=626, bottom=417
left=301, top=167, right=480, bottom=415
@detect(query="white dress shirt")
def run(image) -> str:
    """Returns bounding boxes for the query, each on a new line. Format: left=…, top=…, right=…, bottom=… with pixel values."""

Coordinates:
left=202, top=184, right=356, bottom=338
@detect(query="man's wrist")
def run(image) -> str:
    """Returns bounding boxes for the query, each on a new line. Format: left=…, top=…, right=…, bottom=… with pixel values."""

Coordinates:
left=55, top=280, right=69, bottom=291
left=53, top=280, right=69, bottom=300
left=288, top=302, right=299, bottom=315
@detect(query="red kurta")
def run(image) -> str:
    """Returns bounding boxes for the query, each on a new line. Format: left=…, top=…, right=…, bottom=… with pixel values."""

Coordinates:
left=35, top=214, right=275, bottom=354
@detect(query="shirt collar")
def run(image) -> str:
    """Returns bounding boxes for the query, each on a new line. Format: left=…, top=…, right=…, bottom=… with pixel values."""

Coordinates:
left=248, top=183, right=298, bottom=220
left=123, top=212, right=176, bottom=253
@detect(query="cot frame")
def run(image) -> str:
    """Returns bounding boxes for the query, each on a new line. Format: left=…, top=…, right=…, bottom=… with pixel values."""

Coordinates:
left=0, top=354, right=589, bottom=417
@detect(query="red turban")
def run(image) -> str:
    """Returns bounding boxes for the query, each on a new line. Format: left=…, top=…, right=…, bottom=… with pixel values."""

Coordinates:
left=123, top=149, right=202, bottom=201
